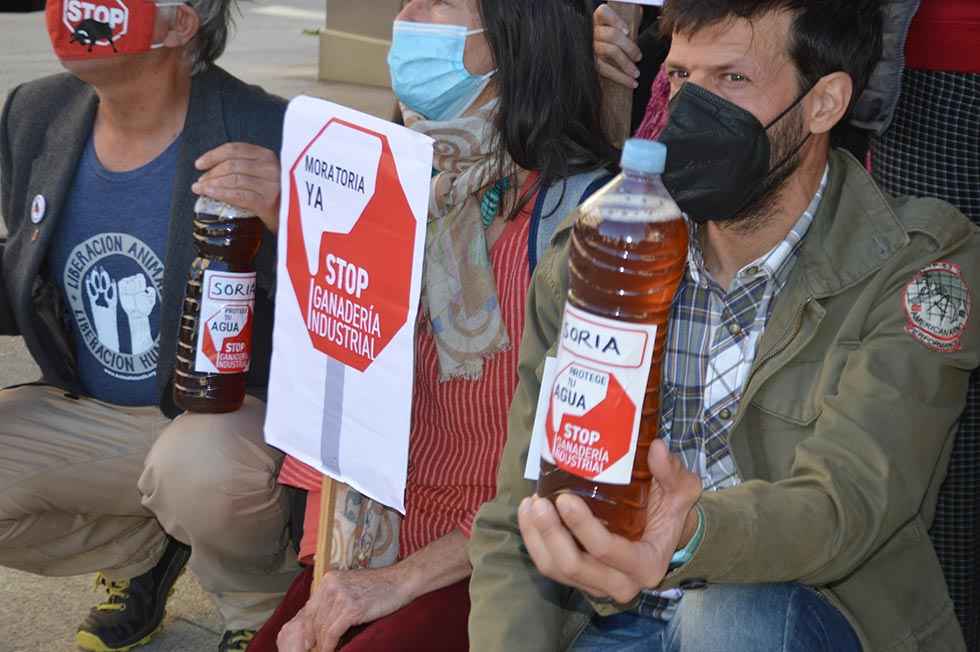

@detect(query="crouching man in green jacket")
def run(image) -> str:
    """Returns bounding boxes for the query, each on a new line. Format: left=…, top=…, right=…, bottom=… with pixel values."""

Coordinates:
left=467, top=1, right=980, bottom=651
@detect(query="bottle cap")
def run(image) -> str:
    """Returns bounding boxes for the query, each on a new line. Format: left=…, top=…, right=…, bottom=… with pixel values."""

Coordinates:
left=194, top=196, right=256, bottom=219
left=620, top=139, right=667, bottom=175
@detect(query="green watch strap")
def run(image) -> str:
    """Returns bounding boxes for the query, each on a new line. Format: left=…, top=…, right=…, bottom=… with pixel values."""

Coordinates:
left=669, top=505, right=704, bottom=568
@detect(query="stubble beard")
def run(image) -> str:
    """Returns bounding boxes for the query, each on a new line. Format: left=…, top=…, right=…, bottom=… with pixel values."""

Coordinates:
left=722, top=105, right=808, bottom=237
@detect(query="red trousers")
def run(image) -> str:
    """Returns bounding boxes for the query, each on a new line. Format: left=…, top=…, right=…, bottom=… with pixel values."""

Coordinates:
left=247, top=566, right=470, bottom=651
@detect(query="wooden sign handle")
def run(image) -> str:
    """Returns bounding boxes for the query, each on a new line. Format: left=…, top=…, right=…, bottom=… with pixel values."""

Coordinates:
left=600, top=2, right=643, bottom=148
left=312, top=475, right=341, bottom=591
left=311, top=478, right=358, bottom=651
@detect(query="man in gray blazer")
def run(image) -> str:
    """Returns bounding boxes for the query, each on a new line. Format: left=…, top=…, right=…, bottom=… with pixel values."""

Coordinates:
left=0, top=3, right=298, bottom=651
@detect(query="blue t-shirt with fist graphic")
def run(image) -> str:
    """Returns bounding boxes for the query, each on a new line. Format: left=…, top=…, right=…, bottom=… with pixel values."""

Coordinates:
left=47, top=134, right=178, bottom=406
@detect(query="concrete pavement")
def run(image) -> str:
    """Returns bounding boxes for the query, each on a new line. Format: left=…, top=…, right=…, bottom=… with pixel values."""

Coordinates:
left=0, top=2, right=394, bottom=649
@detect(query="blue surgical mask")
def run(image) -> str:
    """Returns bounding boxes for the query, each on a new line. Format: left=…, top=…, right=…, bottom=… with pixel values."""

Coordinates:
left=387, top=20, right=496, bottom=122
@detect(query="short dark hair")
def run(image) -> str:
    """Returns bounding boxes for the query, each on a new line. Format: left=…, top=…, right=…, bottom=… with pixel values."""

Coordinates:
left=660, top=0, right=883, bottom=120
left=478, top=0, right=616, bottom=212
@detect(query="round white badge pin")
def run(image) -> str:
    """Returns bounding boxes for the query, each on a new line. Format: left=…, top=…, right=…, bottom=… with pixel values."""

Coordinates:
left=30, top=195, right=46, bottom=224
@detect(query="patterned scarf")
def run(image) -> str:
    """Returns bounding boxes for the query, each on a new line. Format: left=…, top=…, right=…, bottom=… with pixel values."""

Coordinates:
left=402, top=102, right=513, bottom=381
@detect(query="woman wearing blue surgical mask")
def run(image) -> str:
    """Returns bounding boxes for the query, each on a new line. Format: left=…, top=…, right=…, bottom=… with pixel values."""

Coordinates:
left=255, top=1, right=616, bottom=651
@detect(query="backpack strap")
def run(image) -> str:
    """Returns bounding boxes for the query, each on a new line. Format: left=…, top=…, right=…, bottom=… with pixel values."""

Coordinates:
left=528, top=169, right=614, bottom=272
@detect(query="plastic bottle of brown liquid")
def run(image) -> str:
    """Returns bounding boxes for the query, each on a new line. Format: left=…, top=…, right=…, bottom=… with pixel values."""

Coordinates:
left=538, top=140, right=688, bottom=540
left=174, top=197, right=264, bottom=414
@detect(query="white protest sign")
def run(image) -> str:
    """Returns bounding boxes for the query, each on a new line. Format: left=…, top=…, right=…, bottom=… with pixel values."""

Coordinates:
left=265, top=95, right=433, bottom=513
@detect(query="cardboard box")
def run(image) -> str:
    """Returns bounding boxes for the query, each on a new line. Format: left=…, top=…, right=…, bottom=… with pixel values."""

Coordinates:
left=319, top=0, right=402, bottom=88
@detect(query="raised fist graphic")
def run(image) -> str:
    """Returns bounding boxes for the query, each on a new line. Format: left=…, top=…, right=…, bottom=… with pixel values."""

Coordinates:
left=119, top=273, right=157, bottom=354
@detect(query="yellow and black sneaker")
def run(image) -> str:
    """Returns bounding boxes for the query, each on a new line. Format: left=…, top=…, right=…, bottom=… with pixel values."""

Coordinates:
left=75, top=537, right=191, bottom=652
left=218, top=629, right=256, bottom=651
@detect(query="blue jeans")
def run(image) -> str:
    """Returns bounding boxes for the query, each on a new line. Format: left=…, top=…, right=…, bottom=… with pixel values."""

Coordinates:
left=571, top=583, right=862, bottom=652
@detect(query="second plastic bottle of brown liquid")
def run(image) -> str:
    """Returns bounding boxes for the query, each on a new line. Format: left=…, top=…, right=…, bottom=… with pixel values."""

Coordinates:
left=174, top=197, right=264, bottom=414
left=538, top=140, right=688, bottom=540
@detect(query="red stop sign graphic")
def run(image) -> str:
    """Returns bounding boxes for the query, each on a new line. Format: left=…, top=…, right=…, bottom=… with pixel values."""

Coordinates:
left=285, top=118, right=417, bottom=372
left=201, top=305, right=254, bottom=374
left=62, top=0, right=130, bottom=42
left=545, top=367, right=636, bottom=480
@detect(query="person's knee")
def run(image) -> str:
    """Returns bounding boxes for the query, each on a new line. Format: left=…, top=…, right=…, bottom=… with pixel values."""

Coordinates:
left=667, top=583, right=857, bottom=652
left=669, top=583, right=792, bottom=650
left=0, top=486, right=47, bottom=550
left=782, top=585, right=861, bottom=652
left=0, top=516, right=21, bottom=547
left=139, top=406, right=282, bottom=542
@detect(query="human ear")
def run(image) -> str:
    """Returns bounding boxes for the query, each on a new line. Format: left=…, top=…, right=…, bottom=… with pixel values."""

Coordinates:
left=806, top=71, right=853, bottom=135
left=161, top=4, right=201, bottom=48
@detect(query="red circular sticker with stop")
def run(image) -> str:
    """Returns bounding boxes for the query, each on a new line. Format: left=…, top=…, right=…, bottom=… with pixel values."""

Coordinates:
left=201, top=305, right=254, bottom=373
left=545, top=363, right=636, bottom=479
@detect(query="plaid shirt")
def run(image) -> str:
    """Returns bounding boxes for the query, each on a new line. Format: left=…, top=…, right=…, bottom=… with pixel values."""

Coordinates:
left=637, top=167, right=829, bottom=620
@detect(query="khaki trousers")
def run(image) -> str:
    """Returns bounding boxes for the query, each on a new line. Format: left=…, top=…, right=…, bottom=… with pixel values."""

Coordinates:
left=0, top=385, right=299, bottom=630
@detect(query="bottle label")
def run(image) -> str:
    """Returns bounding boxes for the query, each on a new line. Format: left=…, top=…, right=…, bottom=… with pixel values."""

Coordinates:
left=542, top=303, right=657, bottom=484
left=194, top=270, right=257, bottom=374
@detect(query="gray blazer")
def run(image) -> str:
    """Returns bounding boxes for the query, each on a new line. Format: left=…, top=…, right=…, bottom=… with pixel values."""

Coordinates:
left=0, top=66, right=286, bottom=416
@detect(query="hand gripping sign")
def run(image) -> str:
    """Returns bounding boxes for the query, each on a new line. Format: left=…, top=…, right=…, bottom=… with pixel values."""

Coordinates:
left=265, top=97, right=433, bottom=514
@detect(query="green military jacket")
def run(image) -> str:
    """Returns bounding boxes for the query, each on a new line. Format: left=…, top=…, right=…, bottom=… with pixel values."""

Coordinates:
left=468, top=150, right=980, bottom=652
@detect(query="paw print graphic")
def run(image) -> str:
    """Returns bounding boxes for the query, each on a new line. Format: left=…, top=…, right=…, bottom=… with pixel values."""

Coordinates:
left=85, top=266, right=120, bottom=352
left=86, top=267, right=117, bottom=309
